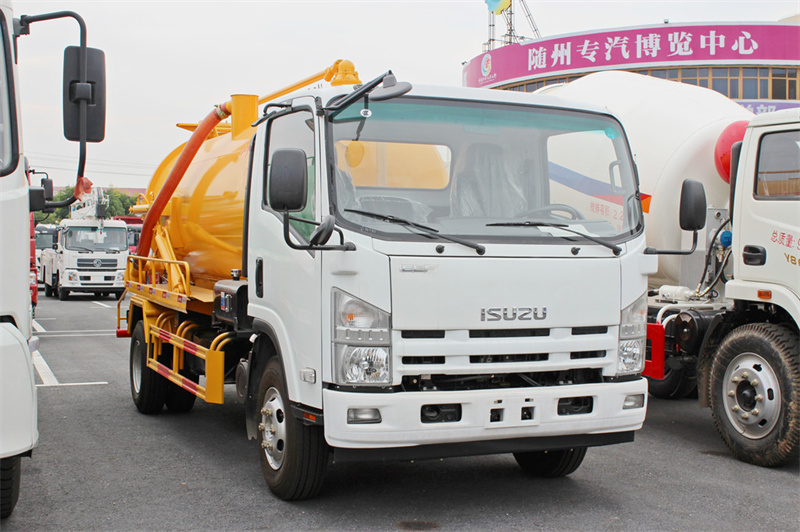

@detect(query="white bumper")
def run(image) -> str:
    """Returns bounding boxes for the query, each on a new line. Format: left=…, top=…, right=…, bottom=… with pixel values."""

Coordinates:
left=61, top=269, right=125, bottom=290
left=323, top=378, right=646, bottom=449
left=0, top=323, right=38, bottom=458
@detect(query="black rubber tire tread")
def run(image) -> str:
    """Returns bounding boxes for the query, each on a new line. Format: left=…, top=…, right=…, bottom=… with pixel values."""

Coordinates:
left=0, top=456, right=21, bottom=519
left=115, top=291, right=124, bottom=301
left=162, top=345, right=197, bottom=413
left=130, top=321, right=168, bottom=415
left=513, top=447, right=588, bottom=478
left=257, top=357, right=328, bottom=500
left=44, top=282, right=53, bottom=297
left=709, top=323, right=800, bottom=467
left=58, top=286, right=69, bottom=301
left=647, top=361, right=698, bottom=399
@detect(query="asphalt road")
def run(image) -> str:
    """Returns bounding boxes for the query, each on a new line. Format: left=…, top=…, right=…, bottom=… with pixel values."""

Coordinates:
left=4, top=291, right=799, bottom=531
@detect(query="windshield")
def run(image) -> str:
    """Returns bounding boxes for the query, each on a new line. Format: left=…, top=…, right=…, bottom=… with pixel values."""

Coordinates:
left=63, top=226, right=127, bottom=252
left=329, top=97, right=642, bottom=245
left=127, top=226, right=141, bottom=247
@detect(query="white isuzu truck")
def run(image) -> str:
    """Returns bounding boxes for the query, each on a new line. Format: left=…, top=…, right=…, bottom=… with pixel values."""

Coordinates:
left=120, top=64, right=702, bottom=500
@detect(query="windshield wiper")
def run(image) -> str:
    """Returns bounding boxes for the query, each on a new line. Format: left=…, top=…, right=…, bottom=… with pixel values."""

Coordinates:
left=345, top=208, right=486, bottom=255
left=487, top=221, right=622, bottom=256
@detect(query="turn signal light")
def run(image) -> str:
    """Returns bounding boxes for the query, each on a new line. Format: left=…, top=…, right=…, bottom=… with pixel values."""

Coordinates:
left=757, top=290, right=772, bottom=300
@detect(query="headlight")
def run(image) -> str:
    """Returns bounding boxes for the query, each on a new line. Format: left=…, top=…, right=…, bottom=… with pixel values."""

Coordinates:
left=116, top=270, right=125, bottom=282
left=618, top=292, right=647, bottom=375
left=66, top=270, right=79, bottom=282
left=333, top=289, right=391, bottom=385
left=29, top=271, right=38, bottom=285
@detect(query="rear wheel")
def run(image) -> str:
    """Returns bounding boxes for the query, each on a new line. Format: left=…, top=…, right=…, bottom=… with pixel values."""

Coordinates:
left=257, top=357, right=327, bottom=500
left=130, top=321, right=168, bottom=414
left=710, top=323, right=800, bottom=467
left=44, top=279, right=53, bottom=298
left=514, top=447, right=587, bottom=477
left=0, top=456, right=21, bottom=519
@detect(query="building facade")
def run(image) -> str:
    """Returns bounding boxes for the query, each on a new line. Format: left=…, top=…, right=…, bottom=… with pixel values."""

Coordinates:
left=462, top=21, right=800, bottom=114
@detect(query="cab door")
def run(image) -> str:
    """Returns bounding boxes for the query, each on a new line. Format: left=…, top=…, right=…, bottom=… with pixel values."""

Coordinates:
left=247, top=98, right=323, bottom=408
left=734, top=126, right=800, bottom=296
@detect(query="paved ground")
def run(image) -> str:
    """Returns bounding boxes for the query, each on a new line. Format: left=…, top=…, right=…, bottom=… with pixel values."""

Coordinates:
left=4, top=292, right=798, bottom=530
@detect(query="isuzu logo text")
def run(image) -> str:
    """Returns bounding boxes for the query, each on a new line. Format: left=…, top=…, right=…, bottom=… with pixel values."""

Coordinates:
left=480, top=307, right=547, bottom=321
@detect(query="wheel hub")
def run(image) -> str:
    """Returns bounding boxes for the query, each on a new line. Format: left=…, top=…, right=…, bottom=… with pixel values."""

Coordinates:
left=722, top=352, right=781, bottom=439
left=260, top=387, right=287, bottom=470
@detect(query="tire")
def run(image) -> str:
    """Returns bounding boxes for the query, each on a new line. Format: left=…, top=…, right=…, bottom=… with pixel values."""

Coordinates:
left=44, top=282, right=53, bottom=298
left=130, top=321, right=168, bottom=414
left=0, top=456, right=21, bottom=519
left=647, top=360, right=698, bottom=399
left=114, top=291, right=124, bottom=301
left=257, top=357, right=328, bottom=500
left=709, top=323, right=800, bottom=467
left=162, top=345, right=197, bottom=414
left=58, top=286, right=69, bottom=301
left=513, top=447, right=587, bottom=478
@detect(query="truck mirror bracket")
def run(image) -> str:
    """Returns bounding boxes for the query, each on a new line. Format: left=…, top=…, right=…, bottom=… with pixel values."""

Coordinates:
left=281, top=213, right=355, bottom=252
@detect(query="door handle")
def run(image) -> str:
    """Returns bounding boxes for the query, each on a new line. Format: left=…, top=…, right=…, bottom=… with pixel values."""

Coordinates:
left=255, top=258, right=264, bottom=298
left=742, top=245, right=766, bottom=266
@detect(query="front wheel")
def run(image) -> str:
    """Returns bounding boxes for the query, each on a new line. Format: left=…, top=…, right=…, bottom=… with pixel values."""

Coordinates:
left=709, top=323, right=800, bottom=467
left=257, top=357, right=328, bottom=500
left=58, top=286, right=69, bottom=301
left=513, top=447, right=587, bottom=477
left=130, top=321, right=168, bottom=414
left=0, top=456, right=21, bottom=519
left=647, top=359, right=698, bottom=399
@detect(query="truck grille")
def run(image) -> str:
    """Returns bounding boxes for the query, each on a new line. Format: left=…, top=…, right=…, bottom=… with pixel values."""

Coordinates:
left=77, top=258, right=118, bottom=269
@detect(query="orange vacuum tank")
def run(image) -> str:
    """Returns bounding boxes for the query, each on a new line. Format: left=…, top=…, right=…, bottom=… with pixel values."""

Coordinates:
left=143, top=97, right=256, bottom=289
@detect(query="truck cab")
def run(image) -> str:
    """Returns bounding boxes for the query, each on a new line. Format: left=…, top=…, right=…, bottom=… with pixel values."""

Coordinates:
left=41, top=218, right=128, bottom=300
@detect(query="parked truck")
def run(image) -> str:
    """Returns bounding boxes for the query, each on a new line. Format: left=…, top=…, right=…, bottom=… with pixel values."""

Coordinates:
left=540, top=71, right=799, bottom=467
left=0, top=0, right=106, bottom=517
left=118, top=61, right=716, bottom=500
left=40, top=189, right=128, bottom=300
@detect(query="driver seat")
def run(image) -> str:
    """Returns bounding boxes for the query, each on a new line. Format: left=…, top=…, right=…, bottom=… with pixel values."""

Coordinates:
left=450, top=143, right=525, bottom=217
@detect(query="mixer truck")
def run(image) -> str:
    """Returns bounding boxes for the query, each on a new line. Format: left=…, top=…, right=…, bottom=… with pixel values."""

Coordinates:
left=0, top=0, right=106, bottom=518
left=118, top=60, right=712, bottom=500
left=539, top=71, right=799, bottom=467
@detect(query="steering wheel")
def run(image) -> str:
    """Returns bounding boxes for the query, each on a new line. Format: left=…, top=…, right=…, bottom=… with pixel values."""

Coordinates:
left=517, top=203, right=585, bottom=220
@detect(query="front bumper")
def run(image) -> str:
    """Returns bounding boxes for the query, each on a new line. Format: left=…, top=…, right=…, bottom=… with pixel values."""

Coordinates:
left=323, top=378, right=647, bottom=451
left=61, top=270, right=125, bottom=291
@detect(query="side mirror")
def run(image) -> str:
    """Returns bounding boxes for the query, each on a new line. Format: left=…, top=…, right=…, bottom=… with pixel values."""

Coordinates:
left=679, top=179, right=707, bottom=231
left=63, top=46, right=106, bottom=142
left=268, top=148, right=307, bottom=212
left=645, top=179, right=707, bottom=256
left=41, top=176, right=53, bottom=200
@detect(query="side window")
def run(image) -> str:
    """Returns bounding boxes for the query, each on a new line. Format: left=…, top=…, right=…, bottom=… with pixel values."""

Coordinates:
left=265, top=109, right=316, bottom=239
left=755, top=129, right=800, bottom=199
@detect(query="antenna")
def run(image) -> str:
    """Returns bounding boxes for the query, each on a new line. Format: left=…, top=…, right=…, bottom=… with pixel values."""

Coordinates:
left=483, top=0, right=541, bottom=51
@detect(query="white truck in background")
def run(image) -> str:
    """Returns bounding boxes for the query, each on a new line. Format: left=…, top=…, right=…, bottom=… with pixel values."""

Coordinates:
left=540, top=72, right=799, bottom=467
left=0, top=0, right=106, bottom=517
left=40, top=188, right=128, bottom=301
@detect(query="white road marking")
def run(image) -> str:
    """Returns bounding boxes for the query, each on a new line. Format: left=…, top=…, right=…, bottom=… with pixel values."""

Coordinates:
left=37, top=333, right=116, bottom=338
left=37, top=381, right=108, bottom=388
left=92, top=301, right=112, bottom=309
left=31, top=319, right=46, bottom=333
left=32, top=350, right=59, bottom=386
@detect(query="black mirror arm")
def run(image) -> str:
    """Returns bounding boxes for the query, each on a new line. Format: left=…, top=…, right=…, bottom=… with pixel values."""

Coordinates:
left=18, top=11, right=89, bottom=180
left=281, top=212, right=355, bottom=251
left=644, top=231, right=698, bottom=255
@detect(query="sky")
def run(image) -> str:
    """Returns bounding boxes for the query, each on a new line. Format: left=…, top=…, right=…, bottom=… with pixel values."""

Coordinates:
left=11, top=0, right=799, bottom=191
